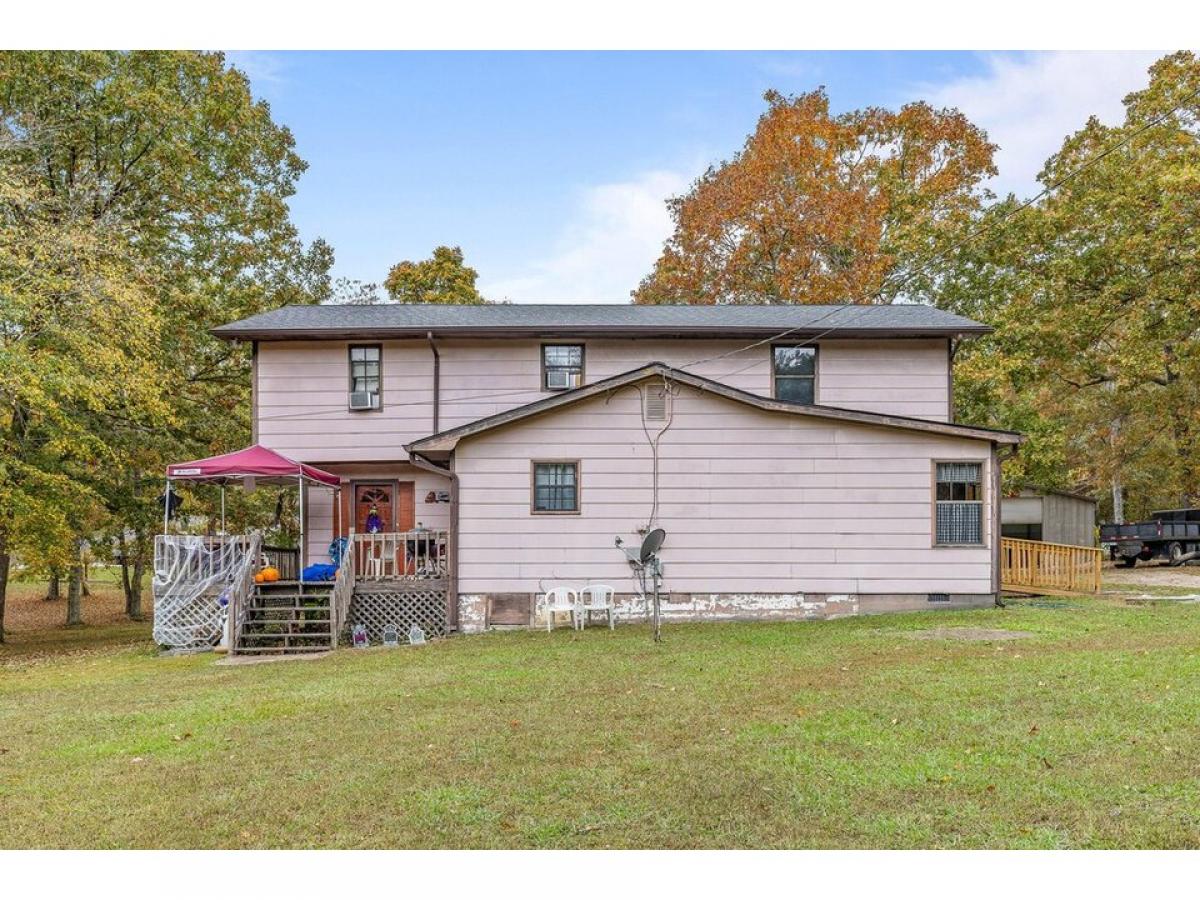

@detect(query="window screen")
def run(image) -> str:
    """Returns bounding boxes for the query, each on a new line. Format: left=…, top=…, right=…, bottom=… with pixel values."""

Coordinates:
left=533, top=462, right=578, bottom=513
left=773, top=346, right=816, bottom=404
left=543, top=345, right=584, bottom=391
left=349, top=345, right=381, bottom=395
left=935, top=462, right=983, bottom=545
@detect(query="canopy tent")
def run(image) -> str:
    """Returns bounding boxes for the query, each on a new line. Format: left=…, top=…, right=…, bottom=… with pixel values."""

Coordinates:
left=164, top=444, right=341, bottom=581
left=167, top=444, right=339, bottom=487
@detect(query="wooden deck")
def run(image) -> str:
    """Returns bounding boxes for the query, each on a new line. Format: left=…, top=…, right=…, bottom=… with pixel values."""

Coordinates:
left=1000, top=537, right=1102, bottom=596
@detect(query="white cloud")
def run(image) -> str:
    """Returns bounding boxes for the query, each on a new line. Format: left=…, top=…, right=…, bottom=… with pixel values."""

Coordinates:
left=917, top=51, right=1163, bottom=198
left=480, top=169, right=691, bottom=303
left=224, top=51, right=289, bottom=90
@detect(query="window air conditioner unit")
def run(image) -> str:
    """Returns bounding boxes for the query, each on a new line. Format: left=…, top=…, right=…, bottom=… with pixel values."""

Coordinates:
left=349, top=391, right=380, bottom=410
left=546, top=370, right=577, bottom=390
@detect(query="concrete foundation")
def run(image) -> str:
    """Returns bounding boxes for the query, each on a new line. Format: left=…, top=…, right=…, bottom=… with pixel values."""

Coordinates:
left=456, top=591, right=997, bottom=631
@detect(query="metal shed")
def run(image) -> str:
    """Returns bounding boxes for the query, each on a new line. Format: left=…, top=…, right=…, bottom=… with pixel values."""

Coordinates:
left=1001, top=487, right=1097, bottom=548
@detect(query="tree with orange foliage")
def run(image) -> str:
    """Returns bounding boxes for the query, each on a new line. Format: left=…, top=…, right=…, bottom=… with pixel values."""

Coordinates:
left=634, top=89, right=996, bottom=305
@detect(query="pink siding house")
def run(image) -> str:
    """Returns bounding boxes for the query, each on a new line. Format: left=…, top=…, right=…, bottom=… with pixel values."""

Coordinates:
left=213, top=303, right=1021, bottom=633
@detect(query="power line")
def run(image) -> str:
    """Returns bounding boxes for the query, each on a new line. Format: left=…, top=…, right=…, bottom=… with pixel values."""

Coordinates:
left=879, top=83, right=1200, bottom=302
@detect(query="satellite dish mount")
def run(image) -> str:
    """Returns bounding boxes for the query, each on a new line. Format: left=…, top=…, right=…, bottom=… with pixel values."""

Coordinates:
left=617, top=527, right=667, bottom=642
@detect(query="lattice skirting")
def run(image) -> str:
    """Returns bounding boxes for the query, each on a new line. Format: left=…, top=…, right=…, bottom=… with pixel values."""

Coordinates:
left=349, top=580, right=449, bottom=643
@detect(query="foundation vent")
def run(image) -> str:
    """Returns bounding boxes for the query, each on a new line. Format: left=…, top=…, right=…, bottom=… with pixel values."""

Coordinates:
left=927, top=593, right=950, bottom=603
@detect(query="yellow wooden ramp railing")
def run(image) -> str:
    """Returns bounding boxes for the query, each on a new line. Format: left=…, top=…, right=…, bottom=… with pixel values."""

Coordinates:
left=1001, top=537, right=1102, bottom=596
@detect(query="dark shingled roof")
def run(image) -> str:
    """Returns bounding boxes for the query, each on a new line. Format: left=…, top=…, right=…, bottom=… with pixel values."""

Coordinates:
left=212, top=302, right=990, bottom=341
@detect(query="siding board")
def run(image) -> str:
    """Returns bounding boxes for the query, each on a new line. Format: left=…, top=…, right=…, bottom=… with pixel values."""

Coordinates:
left=454, top=383, right=991, bottom=596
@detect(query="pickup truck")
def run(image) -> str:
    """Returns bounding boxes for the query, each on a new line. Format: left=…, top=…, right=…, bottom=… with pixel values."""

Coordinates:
left=1099, top=508, right=1200, bottom=567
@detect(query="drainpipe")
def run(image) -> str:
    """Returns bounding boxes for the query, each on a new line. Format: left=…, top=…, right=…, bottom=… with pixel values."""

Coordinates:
left=427, top=331, right=440, bottom=434
left=994, top=443, right=1020, bottom=606
left=409, top=449, right=459, bottom=630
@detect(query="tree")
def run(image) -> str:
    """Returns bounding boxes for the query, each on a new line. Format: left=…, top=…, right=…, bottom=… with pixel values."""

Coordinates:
left=635, top=89, right=995, bottom=305
left=943, top=51, right=1200, bottom=517
left=384, top=245, right=487, bottom=304
left=0, top=51, right=333, bottom=635
left=0, top=143, right=167, bottom=641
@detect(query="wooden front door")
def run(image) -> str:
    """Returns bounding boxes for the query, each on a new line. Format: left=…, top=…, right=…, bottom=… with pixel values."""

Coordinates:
left=350, top=482, right=415, bottom=535
left=354, top=484, right=393, bottom=534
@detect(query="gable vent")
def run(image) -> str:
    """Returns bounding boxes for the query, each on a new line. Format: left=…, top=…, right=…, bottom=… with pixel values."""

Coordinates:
left=644, top=386, right=669, bottom=422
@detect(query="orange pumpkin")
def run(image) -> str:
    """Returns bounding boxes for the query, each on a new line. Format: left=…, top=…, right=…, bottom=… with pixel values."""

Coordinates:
left=254, top=572, right=265, bottom=584
left=261, top=566, right=280, bottom=582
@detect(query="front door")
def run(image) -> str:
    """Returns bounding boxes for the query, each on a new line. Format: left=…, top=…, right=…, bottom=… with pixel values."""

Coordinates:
left=354, top=483, right=394, bottom=534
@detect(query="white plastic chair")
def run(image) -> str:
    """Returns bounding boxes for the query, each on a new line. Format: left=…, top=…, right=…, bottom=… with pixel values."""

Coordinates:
left=542, top=586, right=580, bottom=631
left=365, top=533, right=399, bottom=580
left=579, top=584, right=616, bottom=630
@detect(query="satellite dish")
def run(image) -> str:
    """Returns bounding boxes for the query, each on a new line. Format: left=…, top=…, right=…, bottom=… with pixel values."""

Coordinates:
left=639, top=528, right=666, bottom=563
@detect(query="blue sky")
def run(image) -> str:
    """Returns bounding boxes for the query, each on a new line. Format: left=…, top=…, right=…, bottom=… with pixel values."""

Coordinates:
left=227, top=50, right=1163, bottom=303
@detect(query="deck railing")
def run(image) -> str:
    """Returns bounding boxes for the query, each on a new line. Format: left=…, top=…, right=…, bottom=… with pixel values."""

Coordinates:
left=226, top=532, right=262, bottom=655
left=1000, top=537, right=1102, bottom=596
left=329, top=535, right=356, bottom=648
left=261, top=545, right=300, bottom=582
left=351, top=529, right=448, bottom=580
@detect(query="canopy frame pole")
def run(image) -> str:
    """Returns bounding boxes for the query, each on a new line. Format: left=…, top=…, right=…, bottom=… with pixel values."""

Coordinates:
left=220, top=485, right=226, bottom=536
left=163, top=479, right=172, bottom=534
left=298, top=473, right=305, bottom=585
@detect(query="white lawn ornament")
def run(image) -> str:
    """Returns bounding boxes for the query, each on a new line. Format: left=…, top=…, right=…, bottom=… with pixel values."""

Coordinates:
left=382, top=624, right=400, bottom=647
left=408, top=624, right=426, bottom=646
left=351, top=624, right=369, bottom=648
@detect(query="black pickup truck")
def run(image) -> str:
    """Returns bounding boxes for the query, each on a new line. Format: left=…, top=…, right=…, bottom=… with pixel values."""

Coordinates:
left=1099, top=508, right=1200, bottom=567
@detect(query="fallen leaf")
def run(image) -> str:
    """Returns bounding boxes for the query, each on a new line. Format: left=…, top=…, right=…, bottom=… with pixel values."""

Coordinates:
left=986, top=784, right=996, bottom=793
left=1029, top=723, right=1039, bottom=735
left=509, top=720, right=521, bottom=728
left=131, top=757, right=144, bottom=764
left=1042, top=757, right=1053, bottom=770
left=890, top=718, right=899, bottom=726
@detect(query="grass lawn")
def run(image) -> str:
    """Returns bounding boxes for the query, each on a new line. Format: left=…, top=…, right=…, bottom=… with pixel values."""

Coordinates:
left=2, top=587, right=1200, bottom=848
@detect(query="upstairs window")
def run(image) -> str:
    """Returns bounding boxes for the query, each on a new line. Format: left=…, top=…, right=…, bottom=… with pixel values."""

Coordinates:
left=772, top=346, right=816, bottom=404
left=542, top=344, right=584, bottom=391
left=532, top=461, right=579, bottom=514
left=349, top=344, right=382, bottom=410
left=935, top=462, right=984, bottom=545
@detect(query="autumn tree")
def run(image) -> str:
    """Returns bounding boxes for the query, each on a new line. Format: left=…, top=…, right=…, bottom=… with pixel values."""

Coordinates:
left=0, top=144, right=167, bottom=640
left=635, top=89, right=995, bottom=305
left=0, top=51, right=333, bottom=628
left=384, top=245, right=487, bottom=304
left=944, top=51, right=1200, bottom=518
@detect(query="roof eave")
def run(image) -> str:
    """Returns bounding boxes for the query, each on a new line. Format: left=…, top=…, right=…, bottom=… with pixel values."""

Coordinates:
left=212, top=324, right=992, bottom=343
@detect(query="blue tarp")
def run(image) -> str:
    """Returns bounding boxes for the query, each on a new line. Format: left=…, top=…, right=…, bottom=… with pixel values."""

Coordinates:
left=301, top=563, right=338, bottom=582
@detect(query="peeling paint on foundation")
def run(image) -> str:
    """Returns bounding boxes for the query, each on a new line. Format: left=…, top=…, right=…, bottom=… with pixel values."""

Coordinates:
left=613, top=592, right=860, bottom=621
left=459, top=591, right=995, bottom=631
left=458, top=595, right=487, bottom=634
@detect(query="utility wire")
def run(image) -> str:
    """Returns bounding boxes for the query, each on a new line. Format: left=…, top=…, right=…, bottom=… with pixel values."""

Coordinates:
left=259, top=94, right=1200, bottom=429
left=878, top=83, right=1200, bottom=302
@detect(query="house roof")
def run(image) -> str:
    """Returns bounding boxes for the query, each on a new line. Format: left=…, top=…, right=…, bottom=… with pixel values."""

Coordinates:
left=212, top=302, right=990, bottom=342
left=406, top=362, right=1023, bottom=455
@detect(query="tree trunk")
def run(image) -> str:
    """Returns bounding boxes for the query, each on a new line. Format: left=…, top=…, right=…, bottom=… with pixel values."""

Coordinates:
left=46, top=569, right=61, bottom=602
left=0, top=528, right=9, bottom=645
left=119, top=542, right=134, bottom=615
left=129, top=557, right=145, bottom=621
left=66, top=542, right=83, bottom=627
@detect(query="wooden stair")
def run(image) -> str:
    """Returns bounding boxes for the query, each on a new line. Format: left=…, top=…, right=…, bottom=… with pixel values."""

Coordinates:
left=235, top=581, right=335, bottom=654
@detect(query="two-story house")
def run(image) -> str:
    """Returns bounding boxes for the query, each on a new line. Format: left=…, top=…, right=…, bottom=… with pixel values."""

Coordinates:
left=212, top=303, right=1021, bottom=633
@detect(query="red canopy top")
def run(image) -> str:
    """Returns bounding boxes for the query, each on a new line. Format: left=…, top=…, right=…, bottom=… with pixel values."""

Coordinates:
left=166, top=444, right=340, bottom=487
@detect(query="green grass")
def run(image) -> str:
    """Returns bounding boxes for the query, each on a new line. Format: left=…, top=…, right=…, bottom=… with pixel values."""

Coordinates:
left=3, top=596, right=1200, bottom=848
